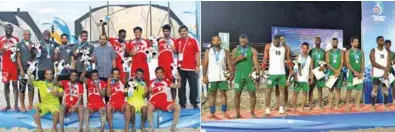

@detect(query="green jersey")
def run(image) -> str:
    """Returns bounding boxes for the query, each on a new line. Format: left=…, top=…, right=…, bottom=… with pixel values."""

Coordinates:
left=309, top=48, right=325, bottom=68
left=348, top=49, right=363, bottom=72
left=234, top=46, right=253, bottom=79
left=33, top=81, right=63, bottom=106
left=328, top=49, right=342, bottom=76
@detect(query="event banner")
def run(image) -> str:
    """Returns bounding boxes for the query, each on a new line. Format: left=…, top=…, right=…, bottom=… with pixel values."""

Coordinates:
left=362, top=1, right=394, bottom=104
left=271, top=27, right=343, bottom=54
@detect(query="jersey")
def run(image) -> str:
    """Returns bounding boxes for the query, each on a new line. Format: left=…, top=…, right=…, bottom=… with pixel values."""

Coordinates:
left=372, top=48, right=388, bottom=77
left=208, top=48, right=227, bottom=82
left=32, top=81, right=63, bottom=106
left=109, top=80, right=125, bottom=103
left=109, top=38, right=128, bottom=82
left=126, top=38, right=151, bottom=63
left=348, top=49, right=363, bottom=73
left=296, top=54, right=311, bottom=82
left=126, top=81, right=146, bottom=104
left=328, top=49, right=342, bottom=76
left=234, top=46, right=253, bottom=79
left=61, top=80, right=84, bottom=107
left=310, top=48, right=326, bottom=68
left=0, top=35, right=20, bottom=69
left=86, top=79, right=106, bottom=104
left=158, top=38, right=176, bottom=80
left=268, top=43, right=286, bottom=75
left=149, top=78, right=172, bottom=102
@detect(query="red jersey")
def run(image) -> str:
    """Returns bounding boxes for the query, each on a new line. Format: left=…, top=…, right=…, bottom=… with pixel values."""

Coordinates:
left=109, top=80, right=125, bottom=103
left=109, top=38, right=128, bottom=65
left=176, top=37, right=200, bottom=71
left=158, top=37, right=176, bottom=64
left=126, top=38, right=151, bottom=63
left=61, top=80, right=84, bottom=106
left=86, top=79, right=106, bottom=104
left=0, top=35, right=19, bottom=68
left=148, top=78, right=172, bottom=102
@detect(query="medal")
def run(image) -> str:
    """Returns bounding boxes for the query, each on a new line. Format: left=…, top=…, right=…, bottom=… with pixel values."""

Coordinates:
left=332, top=50, right=338, bottom=63
left=354, top=50, right=360, bottom=64
left=214, top=49, right=220, bottom=64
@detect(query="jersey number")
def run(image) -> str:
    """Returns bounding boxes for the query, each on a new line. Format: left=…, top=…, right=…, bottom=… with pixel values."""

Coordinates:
left=275, top=51, right=281, bottom=56
left=381, top=54, right=385, bottom=58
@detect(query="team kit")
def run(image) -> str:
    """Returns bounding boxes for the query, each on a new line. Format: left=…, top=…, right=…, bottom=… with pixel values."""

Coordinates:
left=0, top=23, right=200, bottom=132
left=203, top=34, right=395, bottom=118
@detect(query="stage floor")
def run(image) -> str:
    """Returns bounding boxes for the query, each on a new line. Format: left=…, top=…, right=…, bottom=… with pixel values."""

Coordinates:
left=201, top=104, right=395, bottom=132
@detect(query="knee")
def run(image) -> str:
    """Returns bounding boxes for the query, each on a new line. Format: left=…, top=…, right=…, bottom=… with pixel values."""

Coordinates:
left=141, top=106, right=148, bottom=113
left=174, top=104, right=181, bottom=111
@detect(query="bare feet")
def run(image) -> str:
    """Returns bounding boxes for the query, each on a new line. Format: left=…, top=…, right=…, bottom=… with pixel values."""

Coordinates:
left=170, top=124, right=177, bottom=132
left=300, top=107, right=304, bottom=112
left=370, top=106, right=376, bottom=112
left=1, top=106, right=11, bottom=112
left=210, top=113, right=216, bottom=118
left=292, top=108, right=297, bottom=112
left=345, top=106, right=351, bottom=112
left=233, top=114, right=241, bottom=119
left=36, top=128, right=44, bottom=132
left=221, top=112, right=229, bottom=119
left=384, top=105, right=390, bottom=111
left=51, top=128, right=57, bottom=132
left=356, top=107, right=362, bottom=111
left=250, top=113, right=258, bottom=118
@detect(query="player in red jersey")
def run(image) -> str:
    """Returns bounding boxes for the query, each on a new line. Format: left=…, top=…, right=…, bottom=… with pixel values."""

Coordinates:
left=106, top=68, right=129, bottom=132
left=0, top=24, right=20, bottom=112
left=108, top=29, right=129, bottom=83
left=56, top=70, right=85, bottom=132
left=80, top=69, right=107, bottom=132
left=158, top=24, right=178, bottom=102
left=147, top=67, right=181, bottom=132
left=126, top=26, right=151, bottom=83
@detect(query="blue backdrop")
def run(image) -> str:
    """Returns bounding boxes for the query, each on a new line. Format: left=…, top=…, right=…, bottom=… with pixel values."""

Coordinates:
left=362, top=1, right=394, bottom=104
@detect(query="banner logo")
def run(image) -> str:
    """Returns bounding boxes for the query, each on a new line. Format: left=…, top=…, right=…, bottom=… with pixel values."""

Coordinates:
left=372, top=1, right=386, bottom=21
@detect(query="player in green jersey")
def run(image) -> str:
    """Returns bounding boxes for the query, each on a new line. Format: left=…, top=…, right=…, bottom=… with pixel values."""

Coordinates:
left=385, top=40, right=395, bottom=105
left=326, top=38, right=344, bottom=109
left=308, top=37, right=327, bottom=110
left=345, top=37, right=364, bottom=112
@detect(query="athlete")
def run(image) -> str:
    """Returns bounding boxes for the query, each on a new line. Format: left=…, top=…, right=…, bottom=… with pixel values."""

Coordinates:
left=232, top=34, right=260, bottom=118
left=345, top=37, right=364, bottom=112
left=326, top=38, right=344, bottom=110
left=203, top=36, right=233, bottom=118
left=274, top=35, right=291, bottom=110
left=125, top=69, right=148, bottom=132
left=127, top=27, right=151, bottom=83
left=30, top=70, right=63, bottom=132
left=147, top=67, right=181, bottom=132
left=262, top=34, right=292, bottom=116
left=0, top=24, right=20, bottom=112
left=56, top=70, right=84, bottom=132
left=106, top=68, right=129, bottom=132
left=108, top=29, right=129, bottom=83
left=370, top=36, right=391, bottom=111
left=308, top=37, right=326, bottom=110
left=385, top=40, right=395, bottom=105
left=291, top=42, right=313, bottom=112
left=80, top=70, right=107, bottom=132
left=158, top=24, right=178, bottom=102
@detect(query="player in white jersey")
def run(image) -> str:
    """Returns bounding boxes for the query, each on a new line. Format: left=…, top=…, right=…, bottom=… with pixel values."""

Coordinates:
left=369, top=36, right=391, bottom=111
left=203, top=36, right=233, bottom=118
left=291, top=42, right=314, bottom=112
left=262, top=35, right=293, bottom=116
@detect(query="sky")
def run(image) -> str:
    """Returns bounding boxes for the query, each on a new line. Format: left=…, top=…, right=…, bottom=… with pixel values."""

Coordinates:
left=0, top=1, right=198, bottom=35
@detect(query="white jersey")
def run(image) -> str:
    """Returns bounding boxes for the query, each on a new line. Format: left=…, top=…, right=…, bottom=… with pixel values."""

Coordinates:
left=296, top=54, right=311, bottom=82
left=269, top=43, right=286, bottom=75
left=207, top=48, right=227, bottom=82
left=372, top=48, right=388, bottom=77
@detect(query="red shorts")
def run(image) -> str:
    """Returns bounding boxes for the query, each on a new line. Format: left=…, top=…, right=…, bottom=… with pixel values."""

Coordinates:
left=2, top=66, right=18, bottom=83
left=65, top=98, right=79, bottom=108
left=87, top=100, right=105, bottom=112
left=131, top=62, right=150, bottom=82
left=149, top=96, right=174, bottom=112
left=109, top=101, right=127, bottom=112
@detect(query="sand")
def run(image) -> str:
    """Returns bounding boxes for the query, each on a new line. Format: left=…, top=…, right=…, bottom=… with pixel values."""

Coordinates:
left=0, top=127, right=201, bottom=132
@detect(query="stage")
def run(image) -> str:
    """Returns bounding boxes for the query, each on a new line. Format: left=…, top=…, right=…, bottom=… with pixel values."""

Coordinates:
left=201, top=104, right=395, bottom=132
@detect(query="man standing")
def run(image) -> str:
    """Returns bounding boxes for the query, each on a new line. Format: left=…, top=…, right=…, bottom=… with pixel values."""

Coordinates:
left=127, top=26, right=151, bottom=83
left=370, top=36, right=391, bottom=111
left=92, top=35, right=116, bottom=80
left=108, top=29, right=129, bottom=83
left=262, top=35, right=292, bottom=116
left=158, top=24, right=178, bottom=102
left=203, top=36, right=233, bottom=118
left=384, top=40, right=395, bottom=104
left=274, top=35, right=291, bottom=110
left=73, top=30, right=94, bottom=77
left=37, top=30, right=59, bottom=80
left=326, top=38, right=344, bottom=109
left=54, top=33, right=75, bottom=80
left=345, top=37, right=364, bottom=112
left=291, top=42, right=313, bottom=112
left=176, top=26, right=200, bottom=109
left=0, top=24, right=20, bottom=112
left=232, top=34, right=260, bottom=118
left=147, top=67, right=181, bottom=132
left=17, top=30, right=35, bottom=112
left=309, top=37, right=326, bottom=110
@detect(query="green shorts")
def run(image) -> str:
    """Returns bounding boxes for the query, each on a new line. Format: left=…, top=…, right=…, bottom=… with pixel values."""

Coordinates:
left=295, top=82, right=309, bottom=92
left=313, top=78, right=326, bottom=88
left=36, top=103, right=60, bottom=116
left=327, top=74, right=344, bottom=89
left=208, top=81, right=228, bottom=92
left=267, top=74, right=286, bottom=88
left=347, top=76, right=363, bottom=90
left=234, top=78, right=256, bottom=92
